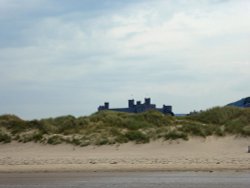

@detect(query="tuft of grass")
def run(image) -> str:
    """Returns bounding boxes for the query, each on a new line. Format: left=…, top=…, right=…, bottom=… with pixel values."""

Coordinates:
left=115, top=134, right=129, bottom=144
left=187, top=106, right=247, bottom=125
left=0, top=132, right=11, bottom=143
left=164, top=130, right=188, bottom=140
left=32, top=132, right=44, bottom=143
left=187, top=107, right=250, bottom=136
left=0, top=114, right=31, bottom=134
left=95, top=138, right=110, bottom=145
left=124, top=130, right=150, bottom=143
left=178, top=123, right=213, bottom=137
left=47, top=135, right=63, bottom=145
left=242, top=125, right=250, bottom=136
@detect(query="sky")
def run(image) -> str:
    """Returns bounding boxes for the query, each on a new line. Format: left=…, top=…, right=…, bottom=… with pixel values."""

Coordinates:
left=0, top=0, right=250, bottom=120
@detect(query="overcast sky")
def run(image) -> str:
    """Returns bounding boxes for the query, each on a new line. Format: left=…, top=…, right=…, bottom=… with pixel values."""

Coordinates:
left=0, top=0, right=250, bottom=119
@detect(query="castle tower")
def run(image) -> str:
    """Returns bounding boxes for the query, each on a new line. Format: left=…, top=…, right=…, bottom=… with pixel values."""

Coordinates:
left=163, top=105, right=172, bottom=113
left=145, top=98, right=151, bottom=105
left=128, top=99, right=134, bottom=108
left=136, top=101, right=141, bottom=105
left=104, top=102, right=109, bottom=109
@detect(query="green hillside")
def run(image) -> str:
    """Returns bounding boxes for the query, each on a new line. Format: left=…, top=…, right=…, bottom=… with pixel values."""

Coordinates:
left=0, top=107, right=250, bottom=146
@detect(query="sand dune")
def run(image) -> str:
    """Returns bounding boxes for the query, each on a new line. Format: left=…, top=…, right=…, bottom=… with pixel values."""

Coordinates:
left=0, top=136, right=249, bottom=172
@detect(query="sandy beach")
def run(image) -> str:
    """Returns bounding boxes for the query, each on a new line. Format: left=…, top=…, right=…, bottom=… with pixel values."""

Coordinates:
left=0, top=136, right=249, bottom=172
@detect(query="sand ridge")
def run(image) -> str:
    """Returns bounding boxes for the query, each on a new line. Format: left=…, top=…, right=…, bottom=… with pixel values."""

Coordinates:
left=0, top=136, right=249, bottom=172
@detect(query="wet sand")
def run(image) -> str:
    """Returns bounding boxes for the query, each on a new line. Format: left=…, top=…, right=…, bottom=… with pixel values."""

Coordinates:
left=0, top=171, right=250, bottom=188
left=0, top=136, right=249, bottom=172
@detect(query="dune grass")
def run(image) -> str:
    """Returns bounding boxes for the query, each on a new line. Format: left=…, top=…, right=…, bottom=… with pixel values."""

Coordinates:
left=0, top=107, right=249, bottom=146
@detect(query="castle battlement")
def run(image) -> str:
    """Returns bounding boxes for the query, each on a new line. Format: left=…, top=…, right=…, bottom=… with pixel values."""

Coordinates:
left=98, top=98, right=174, bottom=115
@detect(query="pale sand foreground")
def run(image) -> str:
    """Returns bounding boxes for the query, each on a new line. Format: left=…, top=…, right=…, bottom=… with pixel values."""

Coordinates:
left=0, top=136, right=249, bottom=172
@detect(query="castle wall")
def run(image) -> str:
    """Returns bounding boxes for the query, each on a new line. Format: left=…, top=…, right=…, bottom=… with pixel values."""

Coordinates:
left=98, top=98, right=174, bottom=115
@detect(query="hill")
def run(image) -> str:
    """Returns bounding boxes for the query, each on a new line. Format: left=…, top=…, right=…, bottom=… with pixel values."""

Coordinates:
left=0, top=107, right=250, bottom=146
left=227, top=97, right=250, bottom=108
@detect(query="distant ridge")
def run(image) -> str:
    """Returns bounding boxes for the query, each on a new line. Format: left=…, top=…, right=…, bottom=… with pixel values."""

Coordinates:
left=227, top=97, right=250, bottom=108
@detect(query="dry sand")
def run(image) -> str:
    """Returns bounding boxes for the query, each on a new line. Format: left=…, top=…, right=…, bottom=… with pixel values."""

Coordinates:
left=0, top=136, right=249, bottom=172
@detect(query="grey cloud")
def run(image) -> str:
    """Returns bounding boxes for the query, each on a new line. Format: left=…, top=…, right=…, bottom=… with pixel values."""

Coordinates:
left=0, top=0, right=250, bottom=119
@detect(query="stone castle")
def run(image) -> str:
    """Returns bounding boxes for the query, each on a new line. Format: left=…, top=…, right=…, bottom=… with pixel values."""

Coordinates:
left=98, top=98, right=174, bottom=115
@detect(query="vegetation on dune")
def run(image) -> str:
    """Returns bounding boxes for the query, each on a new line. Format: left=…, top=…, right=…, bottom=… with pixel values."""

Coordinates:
left=187, top=106, right=250, bottom=136
left=0, top=107, right=249, bottom=146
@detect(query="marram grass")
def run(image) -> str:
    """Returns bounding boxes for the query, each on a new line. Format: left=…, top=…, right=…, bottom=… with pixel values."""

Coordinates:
left=0, top=107, right=249, bottom=146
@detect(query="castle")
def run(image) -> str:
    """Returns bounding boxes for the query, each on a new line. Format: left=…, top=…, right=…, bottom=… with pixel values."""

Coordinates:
left=98, top=98, right=174, bottom=115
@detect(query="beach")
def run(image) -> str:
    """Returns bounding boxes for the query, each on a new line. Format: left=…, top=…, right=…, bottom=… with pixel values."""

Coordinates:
left=0, top=136, right=249, bottom=172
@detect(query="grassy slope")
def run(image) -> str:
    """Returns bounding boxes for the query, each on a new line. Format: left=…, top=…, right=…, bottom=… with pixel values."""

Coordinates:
left=0, top=107, right=250, bottom=146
